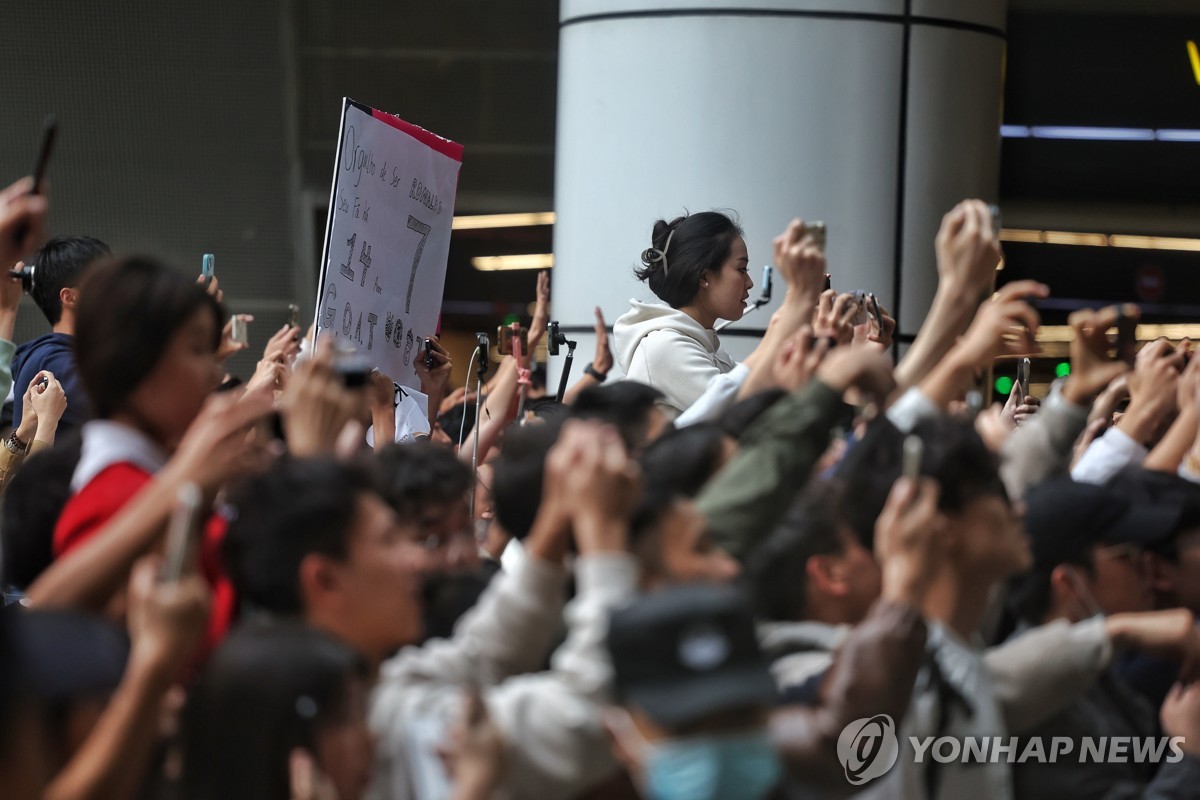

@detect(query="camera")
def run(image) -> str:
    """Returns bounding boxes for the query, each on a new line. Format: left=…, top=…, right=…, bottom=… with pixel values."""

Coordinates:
left=10, top=263, right=35, bottom=294
left=333, top=346, right=373, bottom=388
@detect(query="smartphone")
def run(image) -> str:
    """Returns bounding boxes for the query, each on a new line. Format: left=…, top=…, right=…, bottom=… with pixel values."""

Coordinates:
left=760, top=265, right=773, bottom=301
left=159, top=483, right=205, bottom=583
left=496, top=325, right=529, bottom=357
left=808, top=221, right=827, bottom=251
left=334, top=351, right=372, bottom=388
left=823, top=273, right=832, bottom=293
left=423, top=338, right=435, bottom=369
left=1116, top=314, right=1138, bottom=365
left=231, top=315, right=249, bottom=346
left=987, top=203, right=1003, bottom=238
left=287, top=303, right=300, bottom=328
left=29, top=117, right=57, bottom=196
left=902, top=435, right=924, bottom=481
left=11, top=117, right=56, bottom=247
left=201, top=253, right=215, bottom=287
left=868, top=292, right=884, bottom=332
left=1017, top=357, right=1031, bottom=399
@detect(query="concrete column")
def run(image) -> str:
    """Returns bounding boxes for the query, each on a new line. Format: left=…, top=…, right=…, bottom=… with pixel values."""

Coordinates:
left=551, top=0, right=1007, bottom=384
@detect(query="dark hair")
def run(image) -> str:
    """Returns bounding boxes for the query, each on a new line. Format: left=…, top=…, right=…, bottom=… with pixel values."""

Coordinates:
left=224, top=458, right=376, bottom=616
left=74, top=257, right=224, bottom=419
left=571, top=381, right=666, bottom=452
left=640, top=423, right=728, bottom=499
left=720, top=389, right=787, bottom=440
left=635, top=211, right=744, bottom=308
left=836, top=416, right=1003, bottom=550
left=372, top=441, right=471, bottom=519
left=29, top=236, right=110, bottom=325
left=746, top=482, right=848, bottom=622
left=438, top=400, right=477, bottom=446
left=180, top=621, right=368, bottom=800
left=491, top=419, right=564, bottom=540
left=1, top=430, right=82, bottom=590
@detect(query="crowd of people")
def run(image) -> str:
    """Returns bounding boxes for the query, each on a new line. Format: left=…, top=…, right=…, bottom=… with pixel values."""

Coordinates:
left=1, top=171, right=1200, bottom=800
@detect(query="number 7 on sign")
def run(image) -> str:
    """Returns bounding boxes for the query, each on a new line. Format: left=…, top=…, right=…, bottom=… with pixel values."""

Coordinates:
left=405, top=215, right=431, bottom=313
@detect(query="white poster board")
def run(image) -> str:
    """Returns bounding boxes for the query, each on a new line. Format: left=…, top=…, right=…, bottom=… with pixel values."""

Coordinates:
left=315, top=98, right=463, bottom=389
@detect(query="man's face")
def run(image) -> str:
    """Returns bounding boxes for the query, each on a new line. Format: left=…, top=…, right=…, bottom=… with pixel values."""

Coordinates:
left=954, top=492, right=1032, bottom=580
left=1156, top=528, right=1200, bottom=615
left=655, top=499, right=741, bottom=587
left=414, top=496, right=480, bottom=575
left=833, top=529, right=883, bottom=624
left=1085, top=542, right=1153, bottom=615
left=325, top=493, right=427, bottom=658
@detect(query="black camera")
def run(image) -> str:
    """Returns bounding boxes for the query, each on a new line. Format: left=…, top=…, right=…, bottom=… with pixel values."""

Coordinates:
left=10, top=264, right=35, bottom=294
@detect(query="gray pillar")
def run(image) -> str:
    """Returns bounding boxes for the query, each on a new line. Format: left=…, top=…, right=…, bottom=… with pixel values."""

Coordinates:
left=551, top=0, right=1006, bottom=382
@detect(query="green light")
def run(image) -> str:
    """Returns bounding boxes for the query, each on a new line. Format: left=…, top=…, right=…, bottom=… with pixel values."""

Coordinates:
left=995, top=376, right=1014, bottom=395
left=1056, top=362, right=1071, bottom=378
left=501, top=313, right=521, bottom=326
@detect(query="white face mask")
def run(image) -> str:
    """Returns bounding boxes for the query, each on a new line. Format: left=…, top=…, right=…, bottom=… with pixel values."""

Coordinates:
left=606, top=707, right=782, bottom=800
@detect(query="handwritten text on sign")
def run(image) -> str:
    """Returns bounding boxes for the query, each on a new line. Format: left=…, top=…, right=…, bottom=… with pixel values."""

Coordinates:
left=315, top=100, right=462, bottom=389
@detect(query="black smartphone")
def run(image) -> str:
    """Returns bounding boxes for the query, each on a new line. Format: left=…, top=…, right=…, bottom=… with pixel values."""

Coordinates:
left=11, top=117, right=56, bottom=248
left=29, top=117, right=57, bottom=196
left=287, top=303, right=300, bottom=328
left=1116, top=315, right=1138, bottom=365
left=423, top=338, right=435, bottom=369
left=868, top=292, right=884, bottom=332
left=823, top=273, right=832, bottom=293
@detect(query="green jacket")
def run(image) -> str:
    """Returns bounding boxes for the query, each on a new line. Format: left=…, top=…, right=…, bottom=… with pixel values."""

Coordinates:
left=696, top=379, right=845, bottom=562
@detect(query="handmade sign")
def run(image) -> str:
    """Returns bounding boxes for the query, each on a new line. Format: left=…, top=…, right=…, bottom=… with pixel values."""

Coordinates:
left=314, top=98, right=463, bottom=388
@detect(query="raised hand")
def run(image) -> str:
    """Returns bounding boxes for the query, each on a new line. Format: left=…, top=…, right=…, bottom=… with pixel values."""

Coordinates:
left=773, top=326, right=828, bottom=392
left=279, top=340, right=365, bottom=458
left=592, top=306, right=613, bottom=375
left=1060, top=305, right=1135, bottom=406
left=875, top=476, right=949, bottom=607
left=125, top=554, right=210, bottom=684
left=527, top=270, right=551, bottom=353
left=0, top=177, right=48, bottom=266
left=813, top=291, right=858, bottom=345
left=1119, top=338, right=1185, bottom=445
left=772, top=219, right=827, bottom=304
left=934, top=200, right=1002, bottom=299
left=29, top=370, right=68, bottom=440
left=161, top=389, right=273, bottom=494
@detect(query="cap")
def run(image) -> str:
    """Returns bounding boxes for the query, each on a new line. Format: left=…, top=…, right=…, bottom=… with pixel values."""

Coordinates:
left=606, top=584, right=777, bottom=729
left=1023, top=477, right=1185, bottom=569
left=4, top=606, right=129, bottom=701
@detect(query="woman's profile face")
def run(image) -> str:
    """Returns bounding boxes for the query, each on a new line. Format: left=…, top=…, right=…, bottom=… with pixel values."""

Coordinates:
left=700, top=236, right=753, bottom=322
left=124, top=307, right=222, bottom=449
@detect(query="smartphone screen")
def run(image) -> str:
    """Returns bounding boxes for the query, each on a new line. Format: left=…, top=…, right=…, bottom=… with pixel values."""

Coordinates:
left=1116, top=316, right=1138, bottom=365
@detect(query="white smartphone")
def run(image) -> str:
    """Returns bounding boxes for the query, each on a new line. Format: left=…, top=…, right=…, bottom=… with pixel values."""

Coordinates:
left=160, top=483, right=205, bottom=583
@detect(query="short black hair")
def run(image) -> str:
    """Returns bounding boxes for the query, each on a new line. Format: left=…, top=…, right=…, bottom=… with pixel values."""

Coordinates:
left=75, top=256, right=224, bottom=419
left=1, top=430, right=82, bottom=590
left=746, top=482, right=848, bottom=622
left=836, top=416, right=1003, bottom=550
left=571, top=381, right=666, bottom=452
left=372, top=441, right=471, bottom=519
left=181, top=620, right=368, bottom=800
left=438, top=399, right=477, bottom=446
left=640, top=423, right=728, bottom=499
left=491, top=420, right=563, bottom=540
left=224, top=458, right=376, bottom=616
left=29, top=235, right=110, bottom=325
left=635, top=211, right=744, bottom=308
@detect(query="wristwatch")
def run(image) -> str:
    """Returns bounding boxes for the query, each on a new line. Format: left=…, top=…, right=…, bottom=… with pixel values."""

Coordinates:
left=584, top=363, right=608, bottom=382
left=5, top=432, right=28, bottom=456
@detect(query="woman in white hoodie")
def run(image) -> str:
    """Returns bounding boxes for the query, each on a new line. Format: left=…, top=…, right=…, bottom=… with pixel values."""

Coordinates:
left=613, top=211, right=754, bottom=418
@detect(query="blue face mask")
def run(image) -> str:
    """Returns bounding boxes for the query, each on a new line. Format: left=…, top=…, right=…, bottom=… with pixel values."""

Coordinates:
left=642, top=731, right=782, bottom=800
